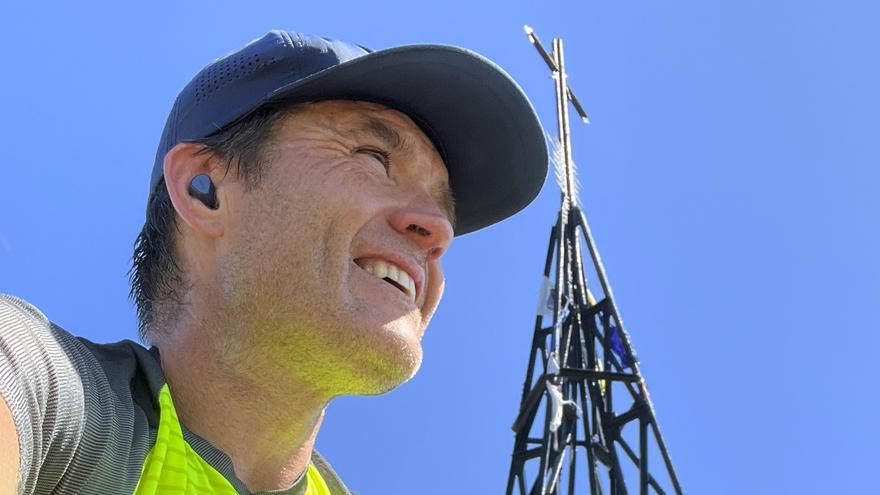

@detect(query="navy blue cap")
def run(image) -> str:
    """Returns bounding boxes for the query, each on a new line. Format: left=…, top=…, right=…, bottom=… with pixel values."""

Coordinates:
left=150, top=30, right=547, bottom=236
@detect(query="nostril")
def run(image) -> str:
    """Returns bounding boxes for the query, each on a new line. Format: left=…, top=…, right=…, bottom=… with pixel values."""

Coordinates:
left=406, top=224, right=431, bottom=237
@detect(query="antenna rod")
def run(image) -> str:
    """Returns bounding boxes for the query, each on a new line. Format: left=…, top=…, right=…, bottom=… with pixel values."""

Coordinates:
left=553, top=37, right=577, bottom=210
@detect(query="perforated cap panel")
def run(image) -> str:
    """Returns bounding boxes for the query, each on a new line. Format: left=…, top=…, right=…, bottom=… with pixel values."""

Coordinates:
left=192, top=52, right=279, bottom=106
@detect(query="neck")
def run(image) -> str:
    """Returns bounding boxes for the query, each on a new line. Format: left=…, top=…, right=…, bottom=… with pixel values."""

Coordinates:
left=156, top=312, right=332, bottom=492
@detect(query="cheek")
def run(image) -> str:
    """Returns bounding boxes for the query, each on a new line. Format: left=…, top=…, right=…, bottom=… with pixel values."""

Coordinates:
left=293, top=159, right=389, bottom=217
left=222, top=189, right=325, bottom=293
left=229, top=159, right=394, bottom=291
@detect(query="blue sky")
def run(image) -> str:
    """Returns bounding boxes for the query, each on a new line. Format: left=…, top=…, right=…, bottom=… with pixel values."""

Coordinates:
left=1, top=1, right=878, bottom=493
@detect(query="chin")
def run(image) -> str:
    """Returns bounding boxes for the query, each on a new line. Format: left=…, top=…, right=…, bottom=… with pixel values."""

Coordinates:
left=339, top=318, right=425, bottom=396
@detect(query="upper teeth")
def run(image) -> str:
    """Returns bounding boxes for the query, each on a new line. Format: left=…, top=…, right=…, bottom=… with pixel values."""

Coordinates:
left=358, top=259, right=416, bottom=302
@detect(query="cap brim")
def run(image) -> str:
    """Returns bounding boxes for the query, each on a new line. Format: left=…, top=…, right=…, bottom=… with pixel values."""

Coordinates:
left=266, top=45, right=548, bottom=236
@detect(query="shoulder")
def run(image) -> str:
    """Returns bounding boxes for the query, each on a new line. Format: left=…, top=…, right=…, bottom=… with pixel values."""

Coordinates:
left=0, top=294, right=160, bottom=494
left=0, top=293, right=164, bottom=423
left=0, top=293, right=82, bottom=387
left=0, top=293, right=50, bottom=331
left=0, top=293, right=160, bottom=385
left=0, top=293, right=88, bottom=364
left=0, top=294, right=89, bottom=494
left=0, top=293, right=105, bottom=395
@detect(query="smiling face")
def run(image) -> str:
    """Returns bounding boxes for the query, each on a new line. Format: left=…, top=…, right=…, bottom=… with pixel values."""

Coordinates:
left=212, top=100, right=454, bottom=395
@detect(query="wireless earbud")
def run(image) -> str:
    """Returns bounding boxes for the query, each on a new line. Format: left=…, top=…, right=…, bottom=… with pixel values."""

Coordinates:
left=188, top=174, right=218, bottom=210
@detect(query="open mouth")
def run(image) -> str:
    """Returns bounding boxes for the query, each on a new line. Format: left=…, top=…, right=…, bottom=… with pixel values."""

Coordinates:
left=354, top=258, right=416, bottom=303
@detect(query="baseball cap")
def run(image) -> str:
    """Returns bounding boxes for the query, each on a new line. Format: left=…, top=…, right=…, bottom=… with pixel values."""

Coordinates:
left=150, top=30, right=547, bottom=236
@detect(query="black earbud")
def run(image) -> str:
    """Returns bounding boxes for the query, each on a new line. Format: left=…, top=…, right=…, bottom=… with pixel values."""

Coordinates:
left=188, top=174, right=218, bottom=210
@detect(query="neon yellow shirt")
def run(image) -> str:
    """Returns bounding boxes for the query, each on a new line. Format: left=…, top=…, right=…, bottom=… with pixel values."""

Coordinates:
left=134, top=384, right=330, bottom=495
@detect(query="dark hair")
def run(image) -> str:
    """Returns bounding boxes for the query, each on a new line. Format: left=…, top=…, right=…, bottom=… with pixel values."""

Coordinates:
left=129, top=102, right=302, bottom=343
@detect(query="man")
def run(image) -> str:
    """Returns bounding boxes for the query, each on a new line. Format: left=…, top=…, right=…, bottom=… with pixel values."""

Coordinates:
left=0, top=30, right=546, bottom=494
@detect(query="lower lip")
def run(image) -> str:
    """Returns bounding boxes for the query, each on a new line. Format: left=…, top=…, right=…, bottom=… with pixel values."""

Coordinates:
left=352, top=261, right=417, bottom=307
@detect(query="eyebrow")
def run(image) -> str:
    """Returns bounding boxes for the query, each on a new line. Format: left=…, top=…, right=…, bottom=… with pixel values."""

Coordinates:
left=350, top=116, right=457, bottom=228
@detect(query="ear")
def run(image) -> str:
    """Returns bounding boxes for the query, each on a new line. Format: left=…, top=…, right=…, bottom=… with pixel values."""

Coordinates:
left=163, top=142, right=226, bottom=238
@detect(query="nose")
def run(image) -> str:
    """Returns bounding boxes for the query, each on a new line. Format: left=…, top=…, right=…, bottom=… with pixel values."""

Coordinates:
left=389, top=203, right=454, bottom=261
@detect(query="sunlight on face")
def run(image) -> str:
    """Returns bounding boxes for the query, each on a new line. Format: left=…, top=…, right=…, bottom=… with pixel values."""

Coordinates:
left=214, top=100, right=454, bottom=396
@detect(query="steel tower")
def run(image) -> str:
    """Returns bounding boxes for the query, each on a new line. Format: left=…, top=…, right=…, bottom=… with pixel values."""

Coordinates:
left=505, top=27, right=683, bottom=495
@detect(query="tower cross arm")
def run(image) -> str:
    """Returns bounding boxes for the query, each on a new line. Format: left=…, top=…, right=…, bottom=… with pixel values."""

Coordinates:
left=524, top=25, right=591, bottom=124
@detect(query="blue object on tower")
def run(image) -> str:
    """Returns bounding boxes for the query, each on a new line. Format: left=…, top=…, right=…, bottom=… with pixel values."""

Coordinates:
left=608, top=324, right=635, bottom=368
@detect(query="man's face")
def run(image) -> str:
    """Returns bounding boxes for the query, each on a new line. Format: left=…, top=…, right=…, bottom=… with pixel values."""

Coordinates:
left=214, top=100, right=454, bottom=395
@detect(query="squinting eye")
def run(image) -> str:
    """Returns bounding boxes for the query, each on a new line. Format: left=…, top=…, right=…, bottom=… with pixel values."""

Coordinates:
left=355, top=147, right=391, bottom=175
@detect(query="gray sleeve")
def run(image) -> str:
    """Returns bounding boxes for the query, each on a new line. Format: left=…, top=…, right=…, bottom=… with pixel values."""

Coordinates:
left=0, top=295, right=152, bottom=495
left=0, top=295, right=86, bottom=495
